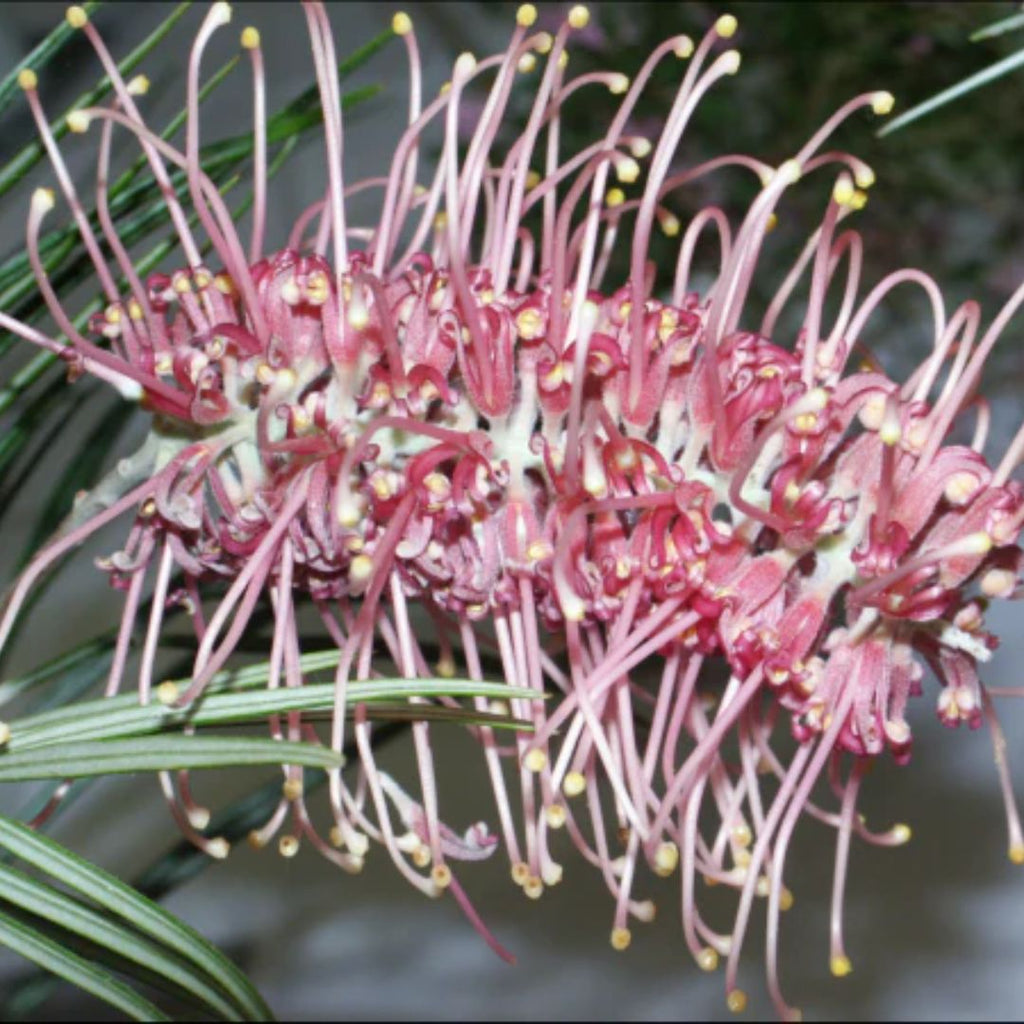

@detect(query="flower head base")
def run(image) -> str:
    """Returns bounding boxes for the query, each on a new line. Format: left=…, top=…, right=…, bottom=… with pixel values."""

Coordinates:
left=3, top=3, right=1024, bottom=1016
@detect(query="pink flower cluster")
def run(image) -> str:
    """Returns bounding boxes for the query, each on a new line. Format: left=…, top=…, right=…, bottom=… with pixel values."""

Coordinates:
left=2, top=2, right=1024, bottom=1016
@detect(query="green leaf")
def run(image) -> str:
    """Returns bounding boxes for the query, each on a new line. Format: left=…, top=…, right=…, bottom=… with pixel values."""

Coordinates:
left=0, top=817, right=272, bottom=1020
left=970, top=10, right=1024, bottom=42
left=0, top=735, right=342, bottom=781
left=0, top=908, right=169, bottom=1022
left=7, top=678, right=537, bottom=751
left=0, top=2, right=101, bottom=118
left=878, top=45, right=1024, bottom=136
left=0, top=862, right=241, bottom=1020
left=0, top=3, right=193, bottom=201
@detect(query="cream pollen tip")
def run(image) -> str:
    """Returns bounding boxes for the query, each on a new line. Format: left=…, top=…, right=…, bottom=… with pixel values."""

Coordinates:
left=66, top=5, right=88, bottom=28
left=181, top=800, right=211, bottom=831
left=830, top=954, right=853, bottom=977
left=535, top=31, right=553, bottom=54
left=778, top=158, right=802, bottom=184
left=715, top=13, right=738, bottom=38
left=721, top=49, right=741, bottom=74
left=609, top=72, right=629, bottom=95
left=155, top=680, right=180, bottom=706
left=66, top=110, right=91, bottom=133
left=727, top=989, right=747, bottom=1014
left=278, top=835, right=300, bottom=857
left=17, top=68, right=38, bottom=92
left=211, top=2, right=232, bottom=27
left=1009, top=842, right=1024, bottom=865
left=127, top=74, right=150, bottom=96
left=610, top=927, right=631, bottom=951
left=524, top=748, right=547, bottom=773
left=392, top=11, right=412, bottom=35
left=872, top=90, right=895, bottom=115
left=568, top=5, right=590, bottom=29
left=674, top=36, right=695, bottom=59
left=206, top=837, right=231, bottom=860
left=516, top=3, right=537, bottom=27
left=563, top=770, right=587, bottom=797
left=241, top=26, right=260, bottom=49
left=455, top=52, right=477, bottom=76
left=0, top=722, right=10, bottom=746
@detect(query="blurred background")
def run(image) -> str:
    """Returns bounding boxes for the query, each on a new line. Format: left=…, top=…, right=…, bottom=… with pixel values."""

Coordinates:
left=1, top=2, right=1024, bottom=1019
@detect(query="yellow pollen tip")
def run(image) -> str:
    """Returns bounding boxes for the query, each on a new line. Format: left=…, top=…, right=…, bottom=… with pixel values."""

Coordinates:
left=780, top=887, right=794, bottom=911
left=568, top=5, right=590, bottom=29
left=610, top=927, right=631, bottom=951
left=721, top=49, right=741, bottom=75
left=674, top=36, right=694, bottom=59
left=282, top=778, right=303, bottom=801
left=692, top=946, right=717, bottom=971
left=189, top=805, right=212, bottom=831
left=511, top=861, right=530, bottom=886
left=563, top=770, right=587, bottom=797
left=872, top=90, right=895, bottom=116
left=557, top=50, right=569, bottom=70
left=879, top=422, right=902, bottom=447
left=715, top=13, right=738, bottom=38
left=832, top=175, right=855, bottom=206
left=830, top=954, right=853, bottom=977
left=890, top=823, right=912, bottom=844
left=535, top=32, right=554, bottom=55
left=241, top=26, right=260, bottom=49
left=392, top=11, right=412, bottom=36
left=1009, top=842, right=1024, bottom=865
left=605, top=187, right=626, bottom=209
left=523, top=875, right=544, bottom=899
left=524, top=748, right=547, bottom=773
left=455, top=52, right=477, bottom=77
left=66, top=6, right=88, bottom=28
left=727, top=989, right=747, bottom=1014
left=66, top=110, right=91, bottom=133
left=516, top=3, right=537, bottom=27
left=855, top=165, right=876, bottom=189
left=439, top=80, right=451, bottom=95
left=525, top=168, right=541, bottom=190
left=659, top=213, right=681, bottom=238
left=278, top=835, right=300, bottom=858
left=18, top=69, right=38, bottom=92
left=545, top=804, right=566, bottom=829
left=518, top=52, right=537, bottom=73
left=127, top=74, right=150, bottom=96
left=766, top=212, right=779, bottom=232
left=155, top=681, right=180, bottom=706
left=432, top=864, right=452, bottom=889
left=609, top=72, right=629, bottom=95
left=0, top=722, right=10, bottom=746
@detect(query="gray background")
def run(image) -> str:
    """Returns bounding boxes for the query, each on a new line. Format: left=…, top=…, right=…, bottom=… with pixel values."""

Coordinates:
left=1, top=3, right=1023, bottom=1020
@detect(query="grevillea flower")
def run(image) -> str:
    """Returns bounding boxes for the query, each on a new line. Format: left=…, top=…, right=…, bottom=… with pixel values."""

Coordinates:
left=2, top=2, right=1024, bottom=1017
